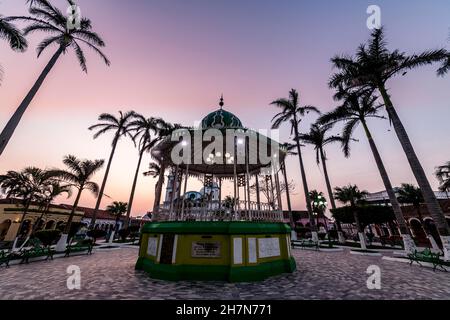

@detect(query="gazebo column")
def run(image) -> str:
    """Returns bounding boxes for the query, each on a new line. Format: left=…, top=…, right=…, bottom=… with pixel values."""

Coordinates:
left=180, top=165, right=189, bottom=221
left=245, top=138, right=252, bottom=220
left=255, top=174, right=261, bottom=213
left=269, top=173, right=275, bottom=212
left=243, top=179, right=248, bottom=214
left=275, top=168, right=283, bottom=222
left=233, top=142, right=238, bottom=220
left=218, top=177, right=222, bottom=209
left=176, top=168, right=183, bottom=220
left=169, top=165, right=179, bottom=221
left=152, top=160, right=166, bottom=218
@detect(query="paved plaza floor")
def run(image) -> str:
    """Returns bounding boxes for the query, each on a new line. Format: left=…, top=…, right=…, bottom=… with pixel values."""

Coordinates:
left=0, top=247, right=449, bottom=300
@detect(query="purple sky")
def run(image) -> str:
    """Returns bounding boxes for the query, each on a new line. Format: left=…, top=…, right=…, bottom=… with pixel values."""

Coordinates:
left=1, top=0, right=449, bottom=216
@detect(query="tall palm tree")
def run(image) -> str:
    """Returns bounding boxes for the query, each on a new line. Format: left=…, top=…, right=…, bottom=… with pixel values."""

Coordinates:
left=124, top=115, right=162, bottom=228
left=0, top=15, right=28, bottom=84
left=31, top=181, right=72, bottom=235
left=397, top=183, right=439, bottom=249
left=0, top=0, right=110, bottom=156
left=53, top=155, right=104, bottom=251
left=106, top=201, right=128, bottom=242
left=297, top=123, right=346, bottom=242
left=319, top=89, right=416, bottom=253
left=435, top=162, right=450, bottom=195
left=329, top=27, right=450, bottom=257
left=88, top=111, right=135, bottom=228
left=334, top=185, right=369, bottom=250
left=0, top=167, right=55, bottom=249
left=271, top=89, right=320, bottom=241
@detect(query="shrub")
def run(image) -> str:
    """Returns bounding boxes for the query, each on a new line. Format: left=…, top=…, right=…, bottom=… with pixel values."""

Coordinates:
left=35, top=230, right=61, bottom=247
left=86, top=229, right=107, bottom=243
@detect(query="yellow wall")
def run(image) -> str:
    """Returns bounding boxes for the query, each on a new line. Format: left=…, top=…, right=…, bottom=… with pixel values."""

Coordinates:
left=141, top=232, right=291, bottom=267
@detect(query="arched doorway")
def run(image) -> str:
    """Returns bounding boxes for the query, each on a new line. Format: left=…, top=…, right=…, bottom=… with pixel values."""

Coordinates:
left=35, top=219, right=45, bottom=232
left=0, top=220, right=12, bottom=241
left=409, top=218, right=428, bottom=247
left=19, top=220, right=32, bottom=237
left=423, top=219, right=443, bottom=249
left=55, top=221, right=65, bottom=232
left=45, top=220, right=55, bottom=230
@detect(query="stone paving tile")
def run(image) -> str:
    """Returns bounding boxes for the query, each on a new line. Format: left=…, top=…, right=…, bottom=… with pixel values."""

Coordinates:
left=0, top=247, right=449, bottom=300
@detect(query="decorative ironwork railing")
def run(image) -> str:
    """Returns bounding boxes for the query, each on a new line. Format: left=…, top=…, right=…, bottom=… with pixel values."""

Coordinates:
left=154, top=200, right=284, bottom=222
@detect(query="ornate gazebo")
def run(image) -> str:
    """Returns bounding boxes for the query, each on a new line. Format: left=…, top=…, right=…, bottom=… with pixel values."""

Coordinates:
left=136, top=98, right=296, bottom=282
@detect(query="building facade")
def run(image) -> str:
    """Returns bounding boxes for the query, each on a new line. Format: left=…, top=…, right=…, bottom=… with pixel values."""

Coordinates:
left=0, top=199, right=84, bottom=242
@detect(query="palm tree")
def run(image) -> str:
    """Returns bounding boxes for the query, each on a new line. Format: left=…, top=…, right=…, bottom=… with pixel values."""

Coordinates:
left=397, top=183, right=439, bottom=249
left=318, top=88, right=416, bottom=253
left=145, top=120, right=183, bottom=218
left=435, top=162, right=450, bottom=195
left=53, top=155, right=104, bottom=251
left=271, top=89, right=320, bottom=241
left=0, top=15, right=28, bottom=84
left=0, top=167, right=55, bottom=249
left=88, top=111, right=135, bottom=228
left=124, top=115, right=162, bottom=228
left=334, top=185, right=369, bottom=250
left=0, top=0, right=110, bottom=156
left=329, top=27, right=450, bottom=257
left=31, top=181, right=72, bottom=235
left=309, top=190, right=329, bottom=236
left=144, top=161, right=165, bottom=217
left=106, top=201, right=128, bottom=243
left=297, top=123, right=346, bottom=243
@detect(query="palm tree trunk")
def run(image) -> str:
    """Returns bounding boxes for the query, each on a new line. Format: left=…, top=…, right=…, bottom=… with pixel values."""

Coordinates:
left=125, top=148, right=145, bottom=229
left=0, top=46, right=64, bottom=156
left=152, top=162, right=166, bottom=218
left=319, top=148, right=344, bottom=243
left=12, top=198, right=32, bottom=250
left=64, top=188, right=83, bottom=234
left=361, top=120, right=416, bottom=253
left=56, top=188, right=82, bottom=252
left=281, top=161, right=294, bottom=229
left=31, top=202, right=50, bottom=236
left=378, top=84, right=450, bottom=259
left=293, top=116, right=317, bottom=241
left=90, top=135, right=119, bottom=228
left=351, top=203, right=367, bottom=250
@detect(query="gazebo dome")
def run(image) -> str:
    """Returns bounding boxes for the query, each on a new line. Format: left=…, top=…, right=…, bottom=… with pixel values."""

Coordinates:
left=201, top=108, right=243, bottom=129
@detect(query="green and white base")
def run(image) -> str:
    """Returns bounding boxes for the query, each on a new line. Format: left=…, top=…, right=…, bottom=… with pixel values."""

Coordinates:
left=135, top=221, right=297, bottom=282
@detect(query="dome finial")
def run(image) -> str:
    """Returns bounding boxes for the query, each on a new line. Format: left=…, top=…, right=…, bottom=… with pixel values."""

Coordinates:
left=219, top=94, right=224, bottom=109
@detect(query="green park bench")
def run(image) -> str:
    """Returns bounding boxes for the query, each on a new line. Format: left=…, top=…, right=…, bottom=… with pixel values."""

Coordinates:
left=291, top=239, right=319, bottom=251
left=407, top=248, right=447, bottom=272
left=0, top=250, right=13, bottom=268
left=20, top=246, right=55, bottom=264
left=64, top=239, right=93, bottom=257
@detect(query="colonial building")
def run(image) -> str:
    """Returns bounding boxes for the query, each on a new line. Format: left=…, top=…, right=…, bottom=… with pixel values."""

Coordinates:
left=364, top=190, right=450, bottom=247
left=0, top=198, right=84, bottom=242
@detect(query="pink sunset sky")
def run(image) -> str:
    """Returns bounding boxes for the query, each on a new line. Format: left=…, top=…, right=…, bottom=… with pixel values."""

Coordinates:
left=1, top=0, right=449, bottom=217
